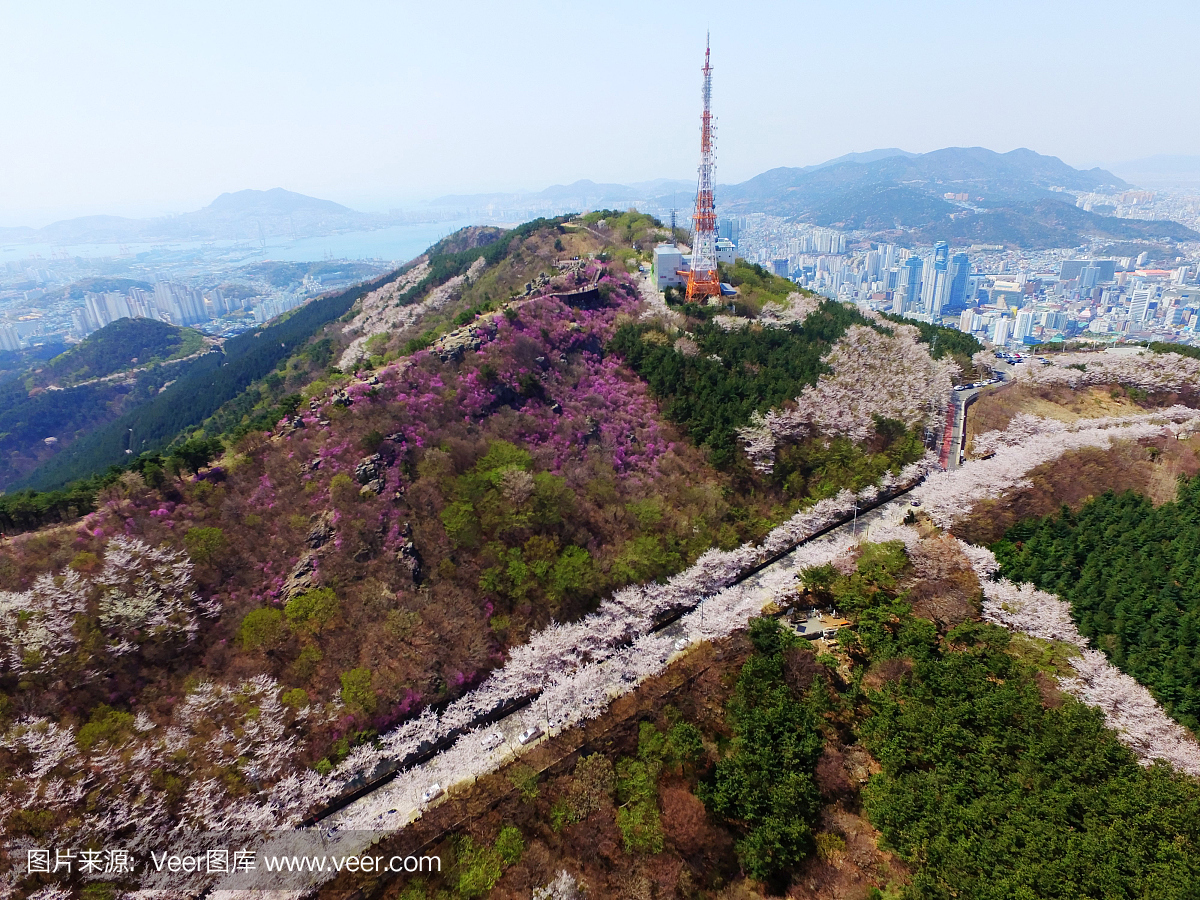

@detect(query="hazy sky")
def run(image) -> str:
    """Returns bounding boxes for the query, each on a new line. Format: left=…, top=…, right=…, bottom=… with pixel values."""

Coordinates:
left=3, top=0, right=1198, bottom=226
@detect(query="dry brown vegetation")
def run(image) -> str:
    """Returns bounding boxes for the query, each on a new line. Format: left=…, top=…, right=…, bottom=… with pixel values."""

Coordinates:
left=965, top=381, right=1175, bottom=454
left=954, top=434, right=1200, bottom=546
left=904, top=530, right=982, bottom=629
left=789, top=805, right=906, bottom=900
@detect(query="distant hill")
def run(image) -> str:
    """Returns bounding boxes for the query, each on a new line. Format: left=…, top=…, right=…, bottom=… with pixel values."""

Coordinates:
left=60, top=277, right=155, bottom=301
left=810, top=148, right=917, bottom=167
left=717, top=147, right=1129, bottom=215
left=234, top=259, right=389, bottom=291
left=701, top=146, right=1200, bottom=247
left=803, top=184, right=958, bottom=230
left=35, top=318, right=203, bottom=388
left=206, top=187, right=355, bottom=215
left=4, top=189, right=393, bottom=245
left=1110, top=155, right=1200, bottom=189
left=906, top=198, right=1199, bottom=248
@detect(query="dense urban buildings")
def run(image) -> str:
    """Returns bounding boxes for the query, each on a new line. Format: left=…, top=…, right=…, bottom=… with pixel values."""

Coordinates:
left=729, top=211, right=1200, bottom=349
left=0, top=248, right=390, bottom=349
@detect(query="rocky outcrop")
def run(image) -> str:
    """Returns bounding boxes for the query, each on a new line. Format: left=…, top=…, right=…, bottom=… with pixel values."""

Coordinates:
left=431, top=225, right=504, bottom=255
left=306, top=511, right=335, bottom=550
left=283, top=553, right=318, bottom=599
left=433, top=319, right=498, bottom=362
left=355, top=454, right=387, bottom=495
left=396, top=522, right=423, bottom=585
left=338, top=256, right=488, bottom=370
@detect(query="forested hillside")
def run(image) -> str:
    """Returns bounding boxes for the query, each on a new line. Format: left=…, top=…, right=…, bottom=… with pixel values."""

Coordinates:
left=612, top=260, right=930, bottom=494
left=996, top=477, right=1200, bottom=730
left=364, top=540, right=1200, bottom=900
left=33, top=317, right=203, bottom=387
left=13, top=271, right=394, bottom=490
left=7, top=212, right=1200, bottom=899
left=0, top=320, right=208, bottom=490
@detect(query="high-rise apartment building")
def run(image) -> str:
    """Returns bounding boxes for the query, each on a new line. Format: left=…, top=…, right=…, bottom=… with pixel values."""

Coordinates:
left=1129, top=286, right=1155, bottom=324
left=878, top=243, right=895, bottom=274
left=865, top=250, right=880, bottom=281
left=921, top=242, right=952, bottom=318
left=0, top=325, right=20, bottom=352
left=84, top=292, right=109, bottom=330
left=104, top=292, right=133, bottom=322
left=154, top=281, right=207, bottom=325
left=993, top=317, right=1011, bottom=345
left=898, top=256, right=923, bottom=314
left=1013, top=307, right=1035, bottom=343
left=948, top=252, right=971, bottom=311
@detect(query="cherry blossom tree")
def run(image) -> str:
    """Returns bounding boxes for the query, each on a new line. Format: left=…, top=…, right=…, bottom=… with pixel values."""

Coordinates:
left=1013, top=349, right=1200, bottom=393
left=533, top=870, right=585, bottom=900
left=712, top=291, right=822, bottom=332
left=339, top=257, right=487, bottom=369
left=0, top=536, right=211, bottom=678
left=739, top=322, right=956, bottom=472
left=915, top=412, right=1192, bottom=527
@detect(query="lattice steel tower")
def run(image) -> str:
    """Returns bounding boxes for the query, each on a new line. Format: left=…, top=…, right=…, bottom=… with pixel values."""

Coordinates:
left=686, top=35, right=721, bottom=303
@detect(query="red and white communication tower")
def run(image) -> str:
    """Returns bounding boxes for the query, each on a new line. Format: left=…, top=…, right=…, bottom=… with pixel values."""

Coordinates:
left=686, top=35, right=721, bottom=303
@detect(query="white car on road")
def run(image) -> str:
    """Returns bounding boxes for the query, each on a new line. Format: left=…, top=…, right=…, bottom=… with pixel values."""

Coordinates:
left=480, top=732, right=504, bottom=752
left=421, top=784, right=443, bottom=804
left=517, top=725, right=543, bottom=745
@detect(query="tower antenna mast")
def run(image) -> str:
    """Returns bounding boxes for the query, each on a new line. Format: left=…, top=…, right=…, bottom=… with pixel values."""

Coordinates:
left=686, top=34, right=721, bottom=302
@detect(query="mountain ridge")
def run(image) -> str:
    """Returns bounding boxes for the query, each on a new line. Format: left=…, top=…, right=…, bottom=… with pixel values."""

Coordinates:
left=715, top=146, right=1130, bottom=214
left=0, top=147, right=1181, bottom=251
left=1, top=188, right=389, bottom=245
left=703, top=146, right=1196, bottom=247
left=430, top=177, right=696, bottom=208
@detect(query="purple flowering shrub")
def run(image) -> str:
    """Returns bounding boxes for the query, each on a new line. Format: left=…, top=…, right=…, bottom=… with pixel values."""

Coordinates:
left=0, top=269, right=754, bottom=781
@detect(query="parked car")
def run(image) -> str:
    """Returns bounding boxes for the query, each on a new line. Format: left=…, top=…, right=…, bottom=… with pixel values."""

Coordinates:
left=674, top=637, right=690, bottom=651
left=517, top=726, right=543, bottom=745
left=480, top=732, right=504, bottom=752
left=421, top=784, right=443, bottom=804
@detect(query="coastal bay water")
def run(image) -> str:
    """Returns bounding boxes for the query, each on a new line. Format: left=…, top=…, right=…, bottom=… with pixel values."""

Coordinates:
left=261, top=220, right=479, bottom=262
left=0, top=219, right=480, bottom=266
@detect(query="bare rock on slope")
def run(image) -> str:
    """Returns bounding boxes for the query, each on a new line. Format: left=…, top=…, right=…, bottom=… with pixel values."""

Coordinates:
left=306, top=511, right=335, bottom=549
left=283, top=552, right=318, bottom=599
left=338, top=256, right=487, bottom=369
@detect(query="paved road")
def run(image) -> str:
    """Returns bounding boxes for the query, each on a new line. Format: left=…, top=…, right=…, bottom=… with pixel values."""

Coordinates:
left=321, top=500, right=916, bottom=833
left=947, top=359, right=1018, bottom=468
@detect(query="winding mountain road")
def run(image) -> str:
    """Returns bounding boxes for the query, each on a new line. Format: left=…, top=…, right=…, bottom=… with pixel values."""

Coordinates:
left=217, top=489, right=916, bottom=894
